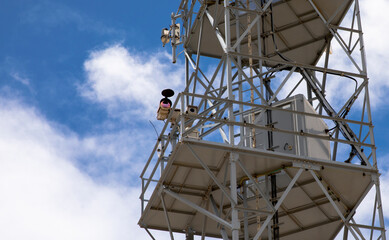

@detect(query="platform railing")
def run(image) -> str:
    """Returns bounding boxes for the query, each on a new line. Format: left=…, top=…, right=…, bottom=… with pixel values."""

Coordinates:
left=139, top=93, right=182, bottom=214
left=139, top=91, right=376, bottom=214
left=180, top=92, right=375, bottom=162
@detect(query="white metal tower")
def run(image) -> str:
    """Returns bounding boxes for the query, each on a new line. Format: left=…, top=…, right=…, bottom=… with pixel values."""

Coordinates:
left=139, top=0, right=386, bottom=239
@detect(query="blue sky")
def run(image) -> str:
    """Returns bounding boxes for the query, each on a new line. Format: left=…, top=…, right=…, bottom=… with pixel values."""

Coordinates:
left=0, top=0, right=388, bottom=239
left=0, top=0, right=176, bottom=132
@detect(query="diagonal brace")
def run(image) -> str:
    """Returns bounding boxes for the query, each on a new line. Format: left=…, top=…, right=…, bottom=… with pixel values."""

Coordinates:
left=253, top=168, right=304, bottom=240
left=205, top=10, right=227, bottom=51
left=232, top=15, right=260, bottom=50
left=161, top=194, right=175, bottom=240
left=309, top=170, right=361, bottom=240
left=163, top=188, right=233, bottom=230
left=186, top=144, right=236, bottom=205
left=236, top=159, right=276, bottom=212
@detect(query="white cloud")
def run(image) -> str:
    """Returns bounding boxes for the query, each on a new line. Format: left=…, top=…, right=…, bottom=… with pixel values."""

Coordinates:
left=332, top=154, right=389, bottom=239
left=321, top=0, right=389, bottom=108
left=81, top=44, right=184, bottom=120
left=10, top=72, right=30, bottom=86
left=76, top=128, right=157, bottom=183
left=277, top=0, right=389, bottom=111
left=2, top=58, right=35, bottom=94
left=0, top=97, right=169, bottom=240
left=360, top=0, right=389, bottom=107
left=335, top=172, right=389, bottom=239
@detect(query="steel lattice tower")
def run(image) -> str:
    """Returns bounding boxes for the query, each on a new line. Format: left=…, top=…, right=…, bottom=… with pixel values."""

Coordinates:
left=139, top=0, right=386, bottom=239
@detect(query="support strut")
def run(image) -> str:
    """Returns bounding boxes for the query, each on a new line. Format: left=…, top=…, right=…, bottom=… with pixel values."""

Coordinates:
left=271, top=174, right=279, bottom=240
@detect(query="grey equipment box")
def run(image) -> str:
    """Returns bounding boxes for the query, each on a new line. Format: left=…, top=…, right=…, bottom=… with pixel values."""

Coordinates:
left=245, top=94, right=331, bottom=161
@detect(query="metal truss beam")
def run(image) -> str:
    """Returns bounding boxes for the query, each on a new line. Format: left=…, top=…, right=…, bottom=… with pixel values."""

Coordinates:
left=236, top=159, right=276, bottom=212
left=186, top=144, right=237, bottom=205
left=310, top=170, right=360, bottom=239
left=163, top=188, right=234, bottom=230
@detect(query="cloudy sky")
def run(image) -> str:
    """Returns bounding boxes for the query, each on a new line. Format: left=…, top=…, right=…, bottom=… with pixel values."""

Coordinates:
left=0, top=0, right=388, bottom=239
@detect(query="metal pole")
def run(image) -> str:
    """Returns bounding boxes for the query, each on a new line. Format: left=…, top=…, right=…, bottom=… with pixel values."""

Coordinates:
left=370, top=194, right=377, bottom=240
left=236, top=0, right=244, bottom=148
left=171, top=13, right=177, bottom=64
left=161, top=194, right=175, bottom=240
left=320, top=40, right=331, bottom=115
left=343, top=226, right=349, bottom=240
left=210, top=194, right=231, bottom=240
left=354, top=0, right=367, bottom=75
left=224, top=1, right=239, bottom=239
left=185, top=228, right=194, bottom=240
left=185, top=52, right=190, bottom=104
left=247, top=0, right=256, bottom=150
left=373, top=175, right=387, bottom=240
left=180, top=94, right=185, bottom=137
left=266, top=175, right=272, bottom=240
left=243, top=182, right=249, bottom=240
left=145, top=228, right=156, bottom=240
left=271, top=174, right=279, bottom=240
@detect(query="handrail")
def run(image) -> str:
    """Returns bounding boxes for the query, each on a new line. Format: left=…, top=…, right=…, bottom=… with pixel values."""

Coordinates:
left=139, top=93, right=182, bottom=179
left=139, top=93, right=182, bottom=204
left=183, top=92, right=371, bottom=126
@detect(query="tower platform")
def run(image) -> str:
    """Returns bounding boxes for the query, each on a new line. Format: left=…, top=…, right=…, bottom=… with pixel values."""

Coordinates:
left=139, top=138, right=376, bottom=239
left=186, top=0, right=353, bottom=67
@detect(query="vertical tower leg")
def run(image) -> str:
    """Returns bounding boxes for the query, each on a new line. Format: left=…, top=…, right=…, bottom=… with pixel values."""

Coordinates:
left=343, top=226, right=349, bottom=240
left=230, top=153, right=239, bottom=240
left=185, top=228, right=194, bottom=240
left=224, top=1, right=239, bottom=239
left=271, top=175, right=279, bottom=240
left=374, top=176, right=386, bottom=240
